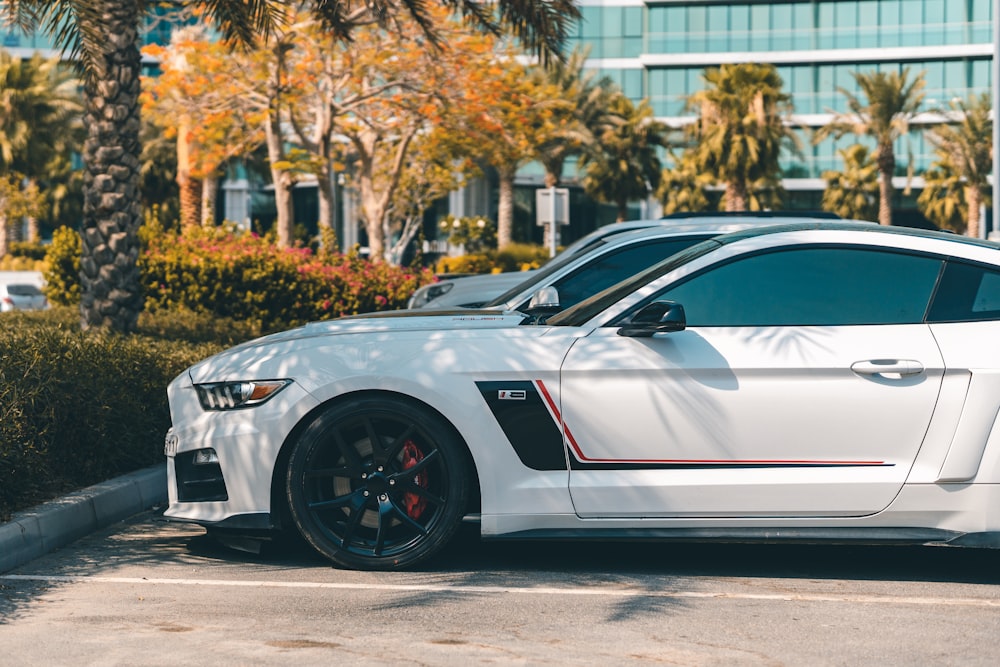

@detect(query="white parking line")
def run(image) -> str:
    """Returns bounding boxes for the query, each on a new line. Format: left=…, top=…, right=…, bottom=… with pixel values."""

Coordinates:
left=3, top=574, right=999, bottom=608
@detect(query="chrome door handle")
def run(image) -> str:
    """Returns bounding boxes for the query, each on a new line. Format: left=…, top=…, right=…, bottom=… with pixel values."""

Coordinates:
left=851, top=359, right=924, bottom=378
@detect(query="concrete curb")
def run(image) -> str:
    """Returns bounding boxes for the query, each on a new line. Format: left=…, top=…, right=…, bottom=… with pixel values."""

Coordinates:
left=0, top=464, right=166, bottom=574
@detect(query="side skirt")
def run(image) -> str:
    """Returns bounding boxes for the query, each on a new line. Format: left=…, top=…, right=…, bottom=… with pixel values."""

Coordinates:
left=481, top=526, right=990, bottom=547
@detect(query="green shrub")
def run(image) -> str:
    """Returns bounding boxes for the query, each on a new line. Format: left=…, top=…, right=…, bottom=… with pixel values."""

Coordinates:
left=437, top=215, right=496, bottom=254
left=0, top=306, right=231, bottom=521
left=141, top=227, right=432, bottom=332
left=492, top=243, right=550, bottom=272
left=0, top=254, right=45, bottom=271
left=43, top=225, right=81, bottom=306
left=435, top=253, right=498, bottom=275
left=435, top=243, right=550, bottom=275
left=44, top=224, right=434, bottom=333
left=136, top=307, right=260, bottom=346
left=9, top=241, right=48, bottom=261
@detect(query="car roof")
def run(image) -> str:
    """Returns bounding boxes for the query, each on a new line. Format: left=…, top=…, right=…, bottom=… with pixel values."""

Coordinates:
left=547, top=222, right=1000, bottom=327
left=661, top=210, right=842, bottom=220
left=712, top=220, right=999, bottom=251
left=567, top=212, right=843, bottom=249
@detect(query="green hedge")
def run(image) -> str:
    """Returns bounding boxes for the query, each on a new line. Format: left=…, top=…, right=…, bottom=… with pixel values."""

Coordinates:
left=0, top=307, right=231, bottom=521
left=42, top=225, right=81, bottom=306
left=435, top=242, right=551, bottom=275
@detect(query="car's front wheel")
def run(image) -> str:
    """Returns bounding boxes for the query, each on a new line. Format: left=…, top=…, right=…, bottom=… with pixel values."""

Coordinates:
left=285, top=396, right=469, bottom=570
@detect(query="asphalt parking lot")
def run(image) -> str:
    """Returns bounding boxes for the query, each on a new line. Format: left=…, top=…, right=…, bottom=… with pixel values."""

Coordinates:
left=2, top=504, right=1000, bottom=666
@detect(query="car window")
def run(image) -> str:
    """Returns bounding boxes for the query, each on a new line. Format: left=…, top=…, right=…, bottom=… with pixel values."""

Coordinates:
left=6, top=284, right=42, bottom=296
left=483, top=239, right=612, bottom=308
left=928, top=261, right=1000, bottom=322
left=648, top=247, right=943, bottom=326
left=521, top=236, right=712, bottom=311
left=546, top=239, right=724, bottom=327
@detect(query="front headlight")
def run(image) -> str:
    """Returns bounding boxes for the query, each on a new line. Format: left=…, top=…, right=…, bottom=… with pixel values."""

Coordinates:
left=194, top=380, right=291, bottom=411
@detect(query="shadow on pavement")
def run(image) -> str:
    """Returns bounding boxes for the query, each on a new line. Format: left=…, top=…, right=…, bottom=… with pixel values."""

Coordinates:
left=3, top=510, right=999, bottom=627
left=183, top=518, right=1000, bottom=587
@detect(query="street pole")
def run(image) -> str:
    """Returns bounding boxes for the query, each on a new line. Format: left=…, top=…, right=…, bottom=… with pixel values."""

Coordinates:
left=992, top=0, right=999, bottom=239
left=549, top=185, right=558, bottom=258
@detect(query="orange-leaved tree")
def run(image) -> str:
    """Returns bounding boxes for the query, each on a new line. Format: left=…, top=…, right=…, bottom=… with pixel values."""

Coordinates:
left=456, top=51, right=569, bottom=247
left=142, top=26, right=266, bottom=229
left=316, top=5, right=505, bottom=261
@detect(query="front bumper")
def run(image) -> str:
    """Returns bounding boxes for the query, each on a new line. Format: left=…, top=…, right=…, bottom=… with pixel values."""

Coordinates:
left=163, top=375, right=320, bottom=525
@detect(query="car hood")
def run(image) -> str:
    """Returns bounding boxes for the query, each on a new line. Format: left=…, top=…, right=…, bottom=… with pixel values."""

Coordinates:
left=183, top=309, right=529, bottom=382
left=246, top=308, right=525, bottom=345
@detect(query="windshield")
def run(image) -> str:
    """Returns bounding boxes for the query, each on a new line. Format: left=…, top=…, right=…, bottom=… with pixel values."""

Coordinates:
left=483, top=238, right=613, bottom=307
left=483, top=221, right=675, bottom=307
left=546, top=239, right=724, bottom=327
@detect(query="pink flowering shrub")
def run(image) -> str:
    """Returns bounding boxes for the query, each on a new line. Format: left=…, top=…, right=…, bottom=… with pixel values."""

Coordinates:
left=43, top=224, right=433, bottom=333
left=140, top=227, right=433, bottom=332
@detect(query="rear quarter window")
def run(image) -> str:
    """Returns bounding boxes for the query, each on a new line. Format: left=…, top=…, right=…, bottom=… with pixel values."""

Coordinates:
left=928, top=261, right=1000, bottom=322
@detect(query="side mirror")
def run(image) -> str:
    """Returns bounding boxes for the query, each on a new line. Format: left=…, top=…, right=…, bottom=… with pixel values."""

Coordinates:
left=528, top=286, right=560, bottom=310
left=617, top=300, right=686, bottom=337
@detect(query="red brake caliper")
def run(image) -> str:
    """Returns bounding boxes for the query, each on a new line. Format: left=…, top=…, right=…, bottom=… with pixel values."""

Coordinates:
left=401, top=440, right=428, bottom=519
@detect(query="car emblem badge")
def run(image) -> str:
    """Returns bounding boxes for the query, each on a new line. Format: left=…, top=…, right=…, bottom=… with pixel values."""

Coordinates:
left=498, top=390, right=527, bottom=401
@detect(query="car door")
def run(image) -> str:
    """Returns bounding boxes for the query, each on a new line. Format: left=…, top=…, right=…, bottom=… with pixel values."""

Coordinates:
left=561, top=244, right=946, bottom=518
left=923, top=259, right=1000, bottom=483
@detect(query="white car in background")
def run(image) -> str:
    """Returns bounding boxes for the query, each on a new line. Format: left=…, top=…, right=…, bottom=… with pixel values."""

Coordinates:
left=0, top=282, right=48, bottom=312
left=164, top=222, right=1000, bottom=570
left=408, top=212, right=841, bottom=309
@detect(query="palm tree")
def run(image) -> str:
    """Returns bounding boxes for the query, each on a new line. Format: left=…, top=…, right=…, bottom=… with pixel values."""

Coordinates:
left=0, top=50, right=81, bottom=245
left=657, top=149, right=711, bottom=215
left=531, top=46, right=617, bottom=189
left=919, top=149, right=968, bottom=233
left=685, top=63, right=798, bottom=212
left=579, top=93, right=670, bottom=221
left=922, top=93, right=992, bottom=237
left=2, top=0, right=578, bottom=332
left=814, top=67, right=925, bottom=226
left=821, top=144, right=879, bottom=222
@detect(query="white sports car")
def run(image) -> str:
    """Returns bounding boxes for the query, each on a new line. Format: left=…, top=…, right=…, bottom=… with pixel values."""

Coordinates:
left=165, top=223, right=1000, bottom=570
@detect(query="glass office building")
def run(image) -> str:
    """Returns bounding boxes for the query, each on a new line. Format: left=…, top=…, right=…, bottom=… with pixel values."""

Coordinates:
left=566, top=0, right=994, bottom=214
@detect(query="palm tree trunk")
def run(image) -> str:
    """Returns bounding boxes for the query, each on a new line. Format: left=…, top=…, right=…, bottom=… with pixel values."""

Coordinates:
left=966, top=186, right=981, bottom=238
left=176, top=113, right=200, bottom=229
left=78, top=2, right=144, bottom=333
left=725, top=180, right=748, bottom=211
left=877, top=170, right=894, bottom=226
left=25, top=178, right=40, bottom=242
left=876, top=147, right=895, bottom=226
left=615, top=195, right=628, bottom=222
left=0, top=211, right=8, bottom=258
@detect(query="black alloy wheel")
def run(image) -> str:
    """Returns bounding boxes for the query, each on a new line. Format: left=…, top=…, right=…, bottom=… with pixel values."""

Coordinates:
left=286, top=396, right=469, bottom=570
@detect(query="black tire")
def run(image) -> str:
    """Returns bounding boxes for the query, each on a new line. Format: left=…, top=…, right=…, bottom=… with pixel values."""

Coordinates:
left=285, top=396, right=469, bottom=570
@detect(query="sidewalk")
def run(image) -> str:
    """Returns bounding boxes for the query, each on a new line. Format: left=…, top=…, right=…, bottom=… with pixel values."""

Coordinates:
left=0, top=464, right=166, bottom=573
